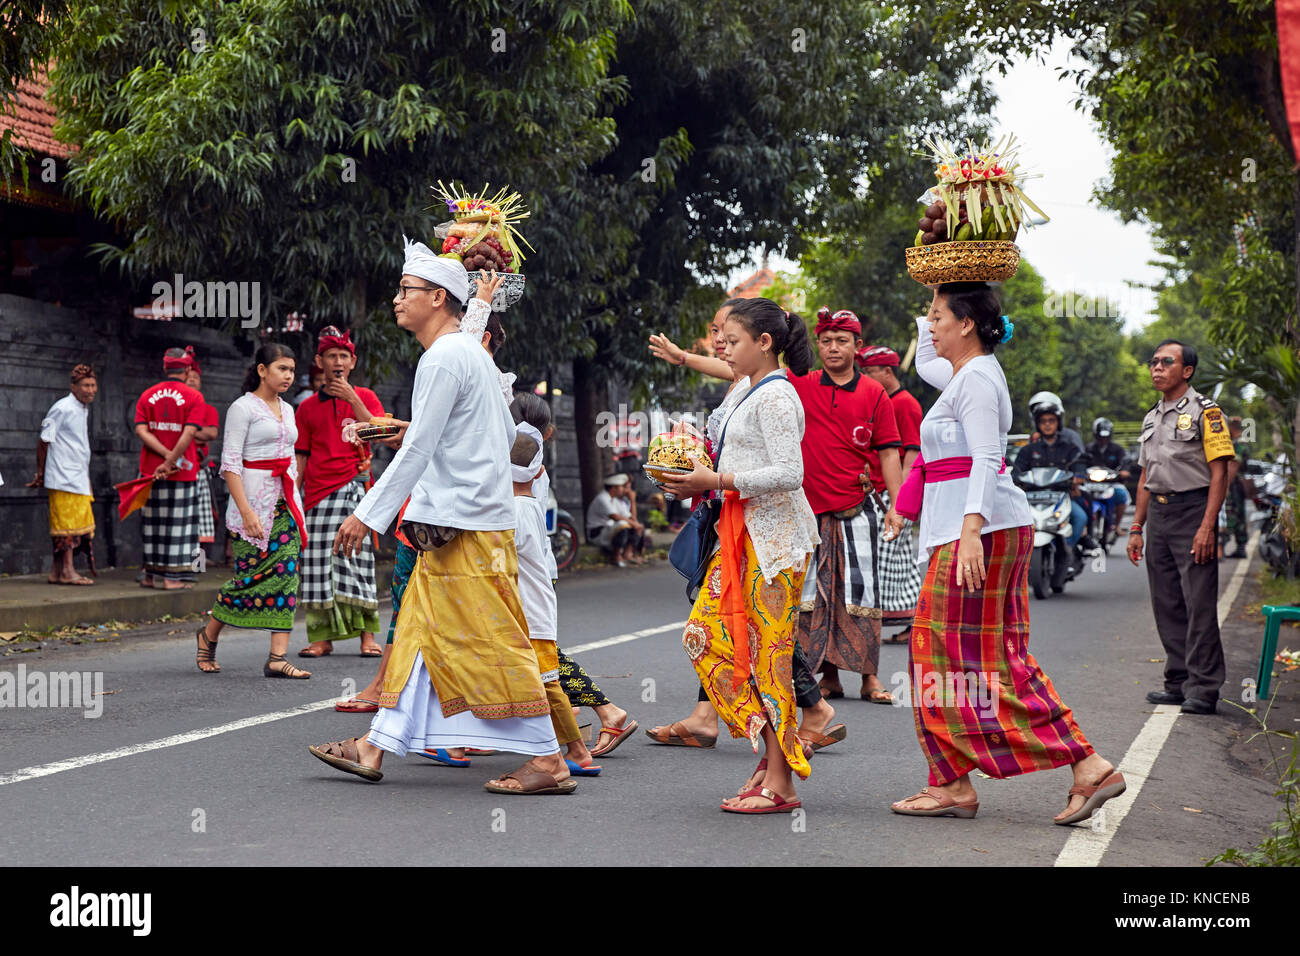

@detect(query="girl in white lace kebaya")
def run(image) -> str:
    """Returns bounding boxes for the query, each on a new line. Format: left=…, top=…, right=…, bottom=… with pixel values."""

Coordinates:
left=194, top=344, right=311, bottom=679
left=662, top=297, right=820, bottom=814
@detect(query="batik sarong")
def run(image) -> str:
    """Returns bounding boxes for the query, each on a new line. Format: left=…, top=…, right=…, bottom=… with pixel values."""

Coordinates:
left=385, top=542, right=418, bottom=645
left=797, top=507, right=882, bottom=676
left=301, top=481, right=380, bottom=643
left=557, top=649, right=611, bottom=707
left=910, top=525, right=1093, bottom=787
left=684, top=532, right=811, bottom=780
left=195, top=468, right=216, bottom=544
left=49, top=490, right=95, bottom=548
left=141, top=479, right=198, bottom=577
left=210, top=502, right=300, bottom=632
left=876, top=490, right=922, bottom=621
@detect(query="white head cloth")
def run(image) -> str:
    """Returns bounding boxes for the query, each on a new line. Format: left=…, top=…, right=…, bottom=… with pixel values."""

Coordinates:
left=402, top=234, right=468, bottom=306
left=512, top=421, right=545, bottom=484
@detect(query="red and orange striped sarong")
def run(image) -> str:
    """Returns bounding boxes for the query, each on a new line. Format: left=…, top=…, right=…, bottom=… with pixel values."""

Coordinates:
left=910, top=525, right=1093, bottom=787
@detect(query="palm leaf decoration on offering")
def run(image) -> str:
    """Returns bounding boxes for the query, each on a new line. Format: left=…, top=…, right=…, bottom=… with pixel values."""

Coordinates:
left=913, top=133, right=1050, bottom=246
left=430, top=181, right=536, bottom=272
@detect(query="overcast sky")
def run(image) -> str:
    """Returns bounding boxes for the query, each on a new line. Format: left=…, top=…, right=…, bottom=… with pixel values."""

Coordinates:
left=730, top=43, right=1165, bottom=332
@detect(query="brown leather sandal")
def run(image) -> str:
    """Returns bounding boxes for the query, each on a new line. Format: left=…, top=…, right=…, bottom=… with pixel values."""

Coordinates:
left=890, top=786, right=979, bottom=818
left=1054, top=768, right=1126, bottom=826
left=797, top=723, right=847, bottom=753
left=483, top=765, right=578, bottom=795
left=308, top=737, right=382, bottom=781
left=265, top=653, right=311, bottom=679
left=643, top=720, right=717, bottom=748
left=195, top=625, right=220, bottom=674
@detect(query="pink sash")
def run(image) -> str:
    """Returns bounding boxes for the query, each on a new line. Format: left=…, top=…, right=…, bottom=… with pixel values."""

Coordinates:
left=894, top=454, right=1006, bottom=521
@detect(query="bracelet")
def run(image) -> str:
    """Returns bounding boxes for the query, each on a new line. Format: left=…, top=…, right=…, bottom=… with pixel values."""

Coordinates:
left=677, top=353, right=687, bottom=366
left=718, top=471, right=724, bottom=490
left=1129, top=526, right=1143, bottom=535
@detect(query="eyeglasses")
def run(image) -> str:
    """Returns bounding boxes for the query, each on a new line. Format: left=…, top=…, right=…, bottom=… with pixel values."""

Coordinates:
left=395, top=284, right=440, bottom=301
left=1148, top=356, right=1178, bottom=368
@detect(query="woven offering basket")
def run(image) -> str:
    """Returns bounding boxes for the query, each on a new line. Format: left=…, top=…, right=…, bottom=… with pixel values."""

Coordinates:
left=905, top=240, right=1020, bottom=285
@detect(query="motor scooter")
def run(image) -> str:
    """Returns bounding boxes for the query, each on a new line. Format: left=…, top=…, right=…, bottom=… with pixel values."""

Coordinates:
left=1082, top=466, right=1122, bottom=554
left=1014, top=466, right=1083, bottom=599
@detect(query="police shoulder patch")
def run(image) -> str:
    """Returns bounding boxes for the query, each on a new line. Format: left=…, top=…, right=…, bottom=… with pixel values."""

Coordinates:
left=1203, top=406, right=1223, bottom=422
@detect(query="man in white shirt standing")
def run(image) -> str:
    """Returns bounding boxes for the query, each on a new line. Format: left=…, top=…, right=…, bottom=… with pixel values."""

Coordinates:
left=28, top=361, right=98, bottom=582
left=30, top=364, right=99, bottom=585
left=310, top=241, right=572, bottom=795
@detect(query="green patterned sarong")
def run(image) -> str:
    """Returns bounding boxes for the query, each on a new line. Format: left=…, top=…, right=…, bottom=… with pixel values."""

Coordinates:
left=210, top=502, right=301, bottom=632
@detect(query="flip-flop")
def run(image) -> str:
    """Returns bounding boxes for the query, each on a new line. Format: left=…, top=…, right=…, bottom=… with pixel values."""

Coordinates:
left=418, top=748, right=471, bottom=768
left=334, top=697, right=379, bottom=713
left=308, top=738, right=383, bottom=782
left=564, top=758, right=602, bottom=777
left=1054, top=769, right=1127, bottom=826
left=359, top=646, right=383, bottom=657
left=643, top=721, right=717, bottom=748
left=483, top=766, right=578, bottom=795
left=590, top=719, right=639, bottom=757
left=298, top=645, right=333, bottom=658
left=721, top=786, right=802, bottom=815
left=862, top=687, right=894, bottom=705
left=819, top=684, right=845, bottom=700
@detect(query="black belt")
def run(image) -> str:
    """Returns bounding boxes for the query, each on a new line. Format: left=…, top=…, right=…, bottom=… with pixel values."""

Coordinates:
left=1150, top=487, right=1208, bottom=505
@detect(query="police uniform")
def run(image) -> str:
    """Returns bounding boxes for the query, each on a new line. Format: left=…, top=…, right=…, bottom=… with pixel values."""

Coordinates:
left=1137, top=385, right=1235, bottom=704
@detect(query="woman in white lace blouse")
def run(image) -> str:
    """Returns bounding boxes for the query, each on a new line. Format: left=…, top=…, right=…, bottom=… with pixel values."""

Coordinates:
left=662, top=297, right=820, bottom=815
left=883, top=283, right=1123, bottom=825
left=195, top=344, right=311, bottom=679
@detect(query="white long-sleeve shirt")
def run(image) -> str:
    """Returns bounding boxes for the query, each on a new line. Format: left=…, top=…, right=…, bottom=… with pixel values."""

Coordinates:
left=514, top=494, right=557, bottom=642
left=716, top=370, right=819, bottom=582
left=219, top=393, right=304, bottom=551
left=40, top=393, right=92, bottom=495
left=353, top=327, right=516, bottom=533
left=912, top=315, right=1031, bottom=564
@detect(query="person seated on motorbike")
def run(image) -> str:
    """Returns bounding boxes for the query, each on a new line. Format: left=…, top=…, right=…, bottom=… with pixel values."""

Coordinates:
left=1014, top=402, right=1089, bottom=564
left=1084, top=417, right=1131, bottom=534
left=1028, top=390, right=1085, bottom=453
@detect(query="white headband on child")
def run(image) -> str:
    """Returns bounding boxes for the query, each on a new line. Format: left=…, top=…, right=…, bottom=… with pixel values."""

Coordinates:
left=512, top=421, right=545, bottom=484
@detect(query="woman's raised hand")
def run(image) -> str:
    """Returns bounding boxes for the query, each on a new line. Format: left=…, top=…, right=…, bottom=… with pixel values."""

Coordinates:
left=649, top=332, right=685, bottom=366
left=476, top=269, right=506, bottom=303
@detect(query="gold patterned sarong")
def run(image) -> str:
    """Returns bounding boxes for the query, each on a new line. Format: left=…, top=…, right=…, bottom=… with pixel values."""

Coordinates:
left=49, top=490, right=95, bottom=541
left=380, top=529, right=548, bottom=720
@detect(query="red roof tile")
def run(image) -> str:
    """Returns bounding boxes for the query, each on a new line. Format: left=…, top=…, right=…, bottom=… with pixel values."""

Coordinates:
left=1, top=74, right=73, bottom=159
left=727, top=267, right=775, bottom=299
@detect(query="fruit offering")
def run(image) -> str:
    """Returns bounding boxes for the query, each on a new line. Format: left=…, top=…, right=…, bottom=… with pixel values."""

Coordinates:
left=912, top=134, right=1049, bottom=247
left=431, top=181, right=535, bottom=272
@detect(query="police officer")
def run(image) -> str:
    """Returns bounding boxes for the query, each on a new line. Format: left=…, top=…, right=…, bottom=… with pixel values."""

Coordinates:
left=1127, top=339, right=1235, bottom=715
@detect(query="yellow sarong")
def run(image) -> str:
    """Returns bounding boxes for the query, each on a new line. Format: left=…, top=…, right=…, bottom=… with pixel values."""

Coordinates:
left=48, top=490, right=95, bottom=538
left=380, top=530, right=549, bottom=720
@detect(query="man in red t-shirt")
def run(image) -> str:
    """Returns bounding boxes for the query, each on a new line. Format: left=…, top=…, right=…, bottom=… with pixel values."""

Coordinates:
left=858, top=345, right=925, bottom=641
left=294, top=326, right=386, bottom=656
left=183, top=363, right=221, bottom=552
left=787, top=309, right=903, bottom=703
left=133, top=346, right=206, bottom=589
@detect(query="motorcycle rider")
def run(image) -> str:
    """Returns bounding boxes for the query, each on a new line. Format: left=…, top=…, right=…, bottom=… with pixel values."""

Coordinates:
left=1028, top=390, right=1085, bottom=453
left=1015, top=398, right=1089, bottom=571
left=1084, top=417, right=1132, bottom=537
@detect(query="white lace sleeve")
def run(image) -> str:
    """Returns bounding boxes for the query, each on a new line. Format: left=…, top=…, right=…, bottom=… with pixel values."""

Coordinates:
left=732, top=386, right=804, bottom=499
left=460, top=297, right=491, bottom=342
left=913, top=315, right=953, bottom=390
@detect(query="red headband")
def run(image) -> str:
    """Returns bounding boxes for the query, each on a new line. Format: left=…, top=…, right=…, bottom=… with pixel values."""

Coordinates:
left=163, top=345, right=198, bottom=371
left=857, top=345, right=900, bottom=368
left=814, top=308, right=861, bottom=337
left=317, top=326, right=355, bottom=357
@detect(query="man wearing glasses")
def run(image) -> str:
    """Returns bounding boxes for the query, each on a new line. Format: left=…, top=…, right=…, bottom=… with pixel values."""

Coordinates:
left=1127, top=340, right=1235, bottom=715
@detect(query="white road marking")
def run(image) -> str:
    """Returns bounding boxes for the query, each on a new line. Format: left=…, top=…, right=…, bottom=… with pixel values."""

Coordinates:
left=565, top=620, right=687, bottom=655
left=1054, top=537, right=1255, bottom=866
left=0, top=620, right=689, bottom=788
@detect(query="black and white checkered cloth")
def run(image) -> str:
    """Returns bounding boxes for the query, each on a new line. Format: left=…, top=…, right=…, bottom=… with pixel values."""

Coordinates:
left=800, top=499, right=880, bottom=616
left=301, top=481, right=378, bottom=611
left=141, top=479, right=199, bottom=575
left=195, top=469, right=216, bottom=544
left=875, top=490, right=922, bottom=615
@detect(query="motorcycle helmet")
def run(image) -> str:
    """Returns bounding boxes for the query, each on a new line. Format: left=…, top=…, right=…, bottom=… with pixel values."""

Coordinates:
left=1029, top=390, right=1065, bottom=421
left=1093, top=417, right=1113, bottom=439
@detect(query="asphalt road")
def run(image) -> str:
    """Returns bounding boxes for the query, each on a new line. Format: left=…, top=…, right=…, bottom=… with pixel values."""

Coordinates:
left=0, top=547, right=1282, bottom=866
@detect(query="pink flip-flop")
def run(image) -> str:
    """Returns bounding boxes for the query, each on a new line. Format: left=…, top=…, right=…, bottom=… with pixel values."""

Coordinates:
left=722, top=786, right=802, bottom=815
left=334, top=697, right=379, bottom=714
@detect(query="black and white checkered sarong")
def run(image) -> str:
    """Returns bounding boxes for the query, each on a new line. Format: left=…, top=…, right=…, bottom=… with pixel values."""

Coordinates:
left=195, top=468, right=216, bottom=543
left=141, top=479, right=199, bottom=575
left=301, top=481, right=377, bottom=611
left=875, top=489, right=922, bottom=617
